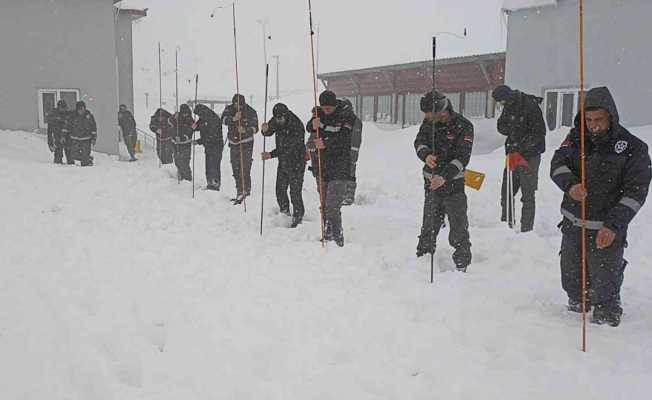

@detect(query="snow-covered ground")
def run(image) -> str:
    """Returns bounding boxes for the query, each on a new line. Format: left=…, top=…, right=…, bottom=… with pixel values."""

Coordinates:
left=1, top=122, right=651, bottom=399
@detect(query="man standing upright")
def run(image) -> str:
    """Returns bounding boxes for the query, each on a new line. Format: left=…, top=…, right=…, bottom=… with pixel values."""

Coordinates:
left=118, top=104, right=138, bottom=162
left=342, top=99, right=363, bottom=206
left=47, top=100, right=73, bottom=165
left=261, top=103, right=306, bottom=228
left=550, top=87, right=650, bottom=327
left=306, top=90, right=356, bottom=247
left=68, top=101, right=97, bottom=167
left=492, top=85, right=546, bottom=232
left=222, top=94, right=259, bottom=204
left=414, top=91, right=473, bottom=272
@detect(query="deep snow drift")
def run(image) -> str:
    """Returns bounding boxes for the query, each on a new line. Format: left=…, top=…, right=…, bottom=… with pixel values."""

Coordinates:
left=1, top=122, right=651, bottom=399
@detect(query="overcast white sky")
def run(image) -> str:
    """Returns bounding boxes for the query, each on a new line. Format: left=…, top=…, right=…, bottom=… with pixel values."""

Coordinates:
left=119, top=0, right=507, bottom=109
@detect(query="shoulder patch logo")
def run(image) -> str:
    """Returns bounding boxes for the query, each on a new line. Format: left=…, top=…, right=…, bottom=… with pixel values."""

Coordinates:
left=615, top=140, right=628, bottom=154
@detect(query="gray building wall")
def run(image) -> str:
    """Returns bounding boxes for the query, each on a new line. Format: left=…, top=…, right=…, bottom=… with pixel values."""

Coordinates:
left=505, top=0, right=652, bottom=128
left=0, top=0, right=120, bottom=154
left=116, top=12, right=135, bottom=113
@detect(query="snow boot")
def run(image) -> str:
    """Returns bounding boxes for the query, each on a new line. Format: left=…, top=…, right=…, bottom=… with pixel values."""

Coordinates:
left=232, top=193, right=248, bottom=205
left=280, top=209, right=291, bottom=217
left=568, top=298, right=592, bottom=313
left=591, top=304, right=622, bottom=327
left=290, top=215, right=303, bottom=228
left=416, top=235, right=435, bottom=258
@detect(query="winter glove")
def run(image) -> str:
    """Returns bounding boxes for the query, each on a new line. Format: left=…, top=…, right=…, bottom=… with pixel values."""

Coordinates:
left=507, top=152, right=528, bottom=171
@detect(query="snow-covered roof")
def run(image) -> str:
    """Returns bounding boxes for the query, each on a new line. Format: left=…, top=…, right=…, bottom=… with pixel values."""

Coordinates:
left=502, top=0, right=557, bottom=11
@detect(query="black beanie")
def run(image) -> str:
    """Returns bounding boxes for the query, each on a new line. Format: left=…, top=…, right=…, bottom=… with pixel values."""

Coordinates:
left=420, top=91, right=448, bottom=113
left=57, top=100, right=68, bottom=109
left=272, top=103, right=289, bottom=118
left=76, top=101, right=86, bottom=110
left=232, top=93, right=245, bottom=105
left=492, top=85, right=512, bottom=102
left=319, top=90, right=337, bottom=107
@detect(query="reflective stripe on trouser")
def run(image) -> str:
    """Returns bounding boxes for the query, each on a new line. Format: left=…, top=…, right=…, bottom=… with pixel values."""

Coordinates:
left=324, top=180, right=347, bottom=238
left=174, top=144, right=192, bottom=180
left=560, top=225, right=626, bottom=308
left=70, top=139, right=92, bottom=166
left=230, top=142, right=254, bottom=195
left=204, top=143, right=224, bottom=187
left=276, top=162, right=305, bottom=218
left=501, top=154, right=541, bottom=230
left=418, top=191, right=472, bottom=267
left=345, top=162, right=357, bottom=201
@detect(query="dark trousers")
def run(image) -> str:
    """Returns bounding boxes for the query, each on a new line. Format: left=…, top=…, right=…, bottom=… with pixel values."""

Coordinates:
left=501, top=154, right=541, bottom=231
left=53, top=132, right=72, bottom=164
left=560, top=225, right=626, bottom=310
left=157, top=139, right=174, bottom=164
left=204, top=143, right=224, bottom=187
left=70, top=138, right=92, bottom=166
left=418, top=190, right=472, bottom=268
left=230, top=142, right=254, bottom=195
left=276, top=162, right=305, bottom=218
left=324, top=180, right=347, bottom=238
left=174, top=144, right=192, bottom=181
left=123, top=131, right=137, bottom=159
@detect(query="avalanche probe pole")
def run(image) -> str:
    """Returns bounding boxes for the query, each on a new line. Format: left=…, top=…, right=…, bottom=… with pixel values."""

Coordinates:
left=175, top=47, right=180, bottom=185
left=578, top=0, right=588, bottom=353
left=192, top=74, right=198, bottom=199
left=158, top=42, right=163, bottom=168
left=307, top=0, right=326, bottom=247
left=232, top=3, right=247, bottom=212
left=260, top=64, right=270, bottom=236
left=430, top=36, right=437, bottom=284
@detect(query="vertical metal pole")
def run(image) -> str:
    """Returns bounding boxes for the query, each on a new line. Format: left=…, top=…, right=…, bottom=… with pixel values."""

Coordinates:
left=158, top=42, right=162, bottom=168
left=430, top=36, right=436, bottom=284
left=176, top=48, right=180, bottom=184
left=260, top=64, right=270, bottom=236
left=308, top=0, right=326, bottom=246
left=233, top=3, right=247, bottom=212
left=578, top=0, right=588, bottom=353
left=193, top=74, right=198, bottom=199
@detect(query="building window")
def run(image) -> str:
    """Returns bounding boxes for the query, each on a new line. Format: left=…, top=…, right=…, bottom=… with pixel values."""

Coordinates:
left=444, top=92, right=461, bottom=113
left=37, top=89, right=80, bottom=129
left=361, top=95, right=374, bottom=121
left=463, top=91, right=487, bottom=118
left=377, top=95, right=392, bottom=122
left=544, top=88, right=579, bottom=131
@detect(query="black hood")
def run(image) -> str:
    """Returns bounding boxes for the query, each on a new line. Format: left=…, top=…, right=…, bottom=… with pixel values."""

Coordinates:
left=153, top=108, right=172, bottom=119
left=583, top=86, right=619, bottom=126
left=573, top=86, right=620, bottom=129
left=179, top=104, right=192, bottom=116
left=193, top=103, right=214, bottom=118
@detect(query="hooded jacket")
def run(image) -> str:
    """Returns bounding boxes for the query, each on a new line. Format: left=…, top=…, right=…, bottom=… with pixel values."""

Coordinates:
left=262, top=110, right=306, bottom=167
left=69, top=110, right=97, bottom=141
left=47, top=107, right=71, bottom=146
left=414, top=104, right=474, bottom=195
left=306, top=100, right=357, bottom=181
left=118, top=110, right=137, bottom=136
left=550, top=87, right=651, bottom=237
left=170, top=104, right=195, bottom=145
left=221, top=96, right=259, bottom=146
left=149, top=109, right=173, bottom=141
left=497, top=90, right=546, bottom=157
left=193, top=104, right=223, bottom=146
